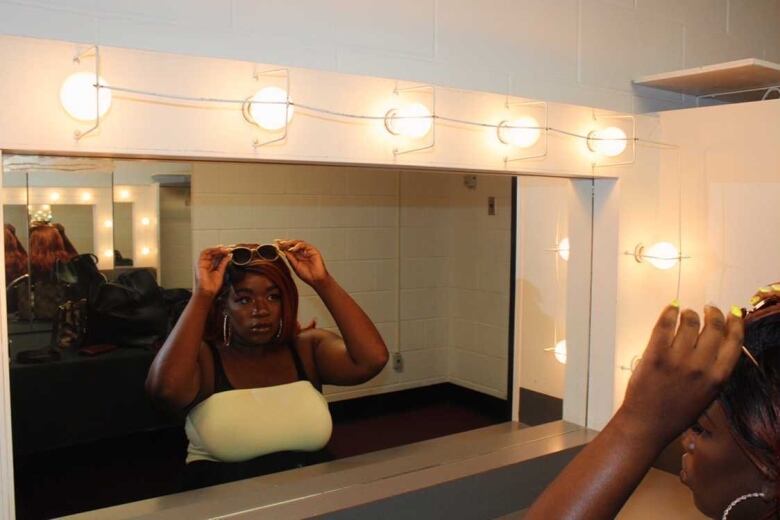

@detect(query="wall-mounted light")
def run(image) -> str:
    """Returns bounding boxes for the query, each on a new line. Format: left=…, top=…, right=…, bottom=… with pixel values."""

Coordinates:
left=141, top=246, right=151, bottom=256
left=544, top=339, right=567, bottom=365
left=245, top=86, right=293, bottom=131
left=632, top=242, right=682, bottom=270
left=103, top=249, right=114, bottom=258
left=140, top=217, right=150, bottom=226
left=497, top=116, right=541, bottom=148
left=587, top=126, right=627, bottom=157
left=60, top=72, right=112, bottom=122
left=49, top=191, right=61, bottom=202
left=118, top=189, right=130, bottom=200
left=80, top=191, right=93, bottom=202
left=557, top=237, right=570, bottom=261
left=103, top=219, right=113, bottom=228
left=384, top=102, right=433, bottom=138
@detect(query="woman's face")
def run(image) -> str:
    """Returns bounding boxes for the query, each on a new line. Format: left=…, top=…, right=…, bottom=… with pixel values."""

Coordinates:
left=680, top=401, right=769, bottom=518
left=225, top=273, right=283, bottom=345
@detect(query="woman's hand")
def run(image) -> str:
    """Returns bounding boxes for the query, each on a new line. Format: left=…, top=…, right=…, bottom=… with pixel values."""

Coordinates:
left=619, top=304, right=744, bottom=444
left=276, top=239, right=329, bottom=287
left=195, top=247, right=231, bottom=298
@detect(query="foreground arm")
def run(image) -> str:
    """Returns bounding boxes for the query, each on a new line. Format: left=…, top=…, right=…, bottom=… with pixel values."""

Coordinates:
left=525, top=304, right=744, bottom=519
left=278, top=239, right=389, bottom=385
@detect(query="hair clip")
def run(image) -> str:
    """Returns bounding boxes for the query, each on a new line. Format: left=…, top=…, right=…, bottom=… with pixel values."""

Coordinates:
left=741, top=346, right=760, bottom=368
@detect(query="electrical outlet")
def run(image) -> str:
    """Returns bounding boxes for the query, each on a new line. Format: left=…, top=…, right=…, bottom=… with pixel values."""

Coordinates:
left=392, top=352, right=404, bottom=372
left=488, top=196, right=496, bottom=215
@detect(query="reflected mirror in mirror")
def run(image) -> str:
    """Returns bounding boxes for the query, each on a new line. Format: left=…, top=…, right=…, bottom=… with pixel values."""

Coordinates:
left=2, top=155, right=591, bottom=520
left=3, top=169, right=31, bottom=335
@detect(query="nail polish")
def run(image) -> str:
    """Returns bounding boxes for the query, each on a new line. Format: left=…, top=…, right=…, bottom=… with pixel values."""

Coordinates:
left=759, top=286, right=771, bottom=293
left=671, top=299, right=680, bottom=308
left=731, top=305, right=743, bottom=318
left=772, top=284, right=780, bottom=292
left=750, top=296, right=761, bottom=306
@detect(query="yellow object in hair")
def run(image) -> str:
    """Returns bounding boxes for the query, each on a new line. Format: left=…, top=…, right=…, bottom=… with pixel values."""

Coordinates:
left=185, top=381, right=332, bottom=463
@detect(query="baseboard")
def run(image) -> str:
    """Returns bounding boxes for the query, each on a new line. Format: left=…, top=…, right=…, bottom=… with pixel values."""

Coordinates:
left=329, top=382, right=509, bottom=422
left=518, top=388, right=563, bottom=426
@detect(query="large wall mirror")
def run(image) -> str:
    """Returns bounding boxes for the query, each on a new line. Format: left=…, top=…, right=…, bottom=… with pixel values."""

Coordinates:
left=2, top=154, right=592, bottom=519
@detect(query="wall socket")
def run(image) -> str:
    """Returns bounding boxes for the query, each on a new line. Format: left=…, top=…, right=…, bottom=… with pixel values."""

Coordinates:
left=488, top=196, right=496, bottom=215
left=392, top=352, right=404, bottom=372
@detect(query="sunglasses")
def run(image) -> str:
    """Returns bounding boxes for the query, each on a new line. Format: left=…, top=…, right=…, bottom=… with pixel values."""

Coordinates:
left=226, top=244, right=282, bottom=265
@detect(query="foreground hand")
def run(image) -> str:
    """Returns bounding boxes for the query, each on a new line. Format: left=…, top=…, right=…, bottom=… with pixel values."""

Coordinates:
left=276, top=239, right=329, bottom=287
left=620, top=304, right=744, bottom=444
left=195, top=247, right=231, bottom=297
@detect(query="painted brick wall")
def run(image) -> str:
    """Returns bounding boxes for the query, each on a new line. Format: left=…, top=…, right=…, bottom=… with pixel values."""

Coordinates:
left=0, top=1, right=777, bottom=114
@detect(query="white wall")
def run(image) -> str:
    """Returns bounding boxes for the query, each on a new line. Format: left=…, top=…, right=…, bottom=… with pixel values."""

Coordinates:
left=0, top=1, right=777, bottom=114
left=602, top=99, right=780, bottom=421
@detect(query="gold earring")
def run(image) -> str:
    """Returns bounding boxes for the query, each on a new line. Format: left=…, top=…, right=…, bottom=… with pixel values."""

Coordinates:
left=223, top=314, right=232, bottom=346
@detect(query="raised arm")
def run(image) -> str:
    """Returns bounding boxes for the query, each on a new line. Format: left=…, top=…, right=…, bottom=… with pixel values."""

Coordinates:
left=525, top=304, right=744, bottom=520
left=145, top=247, right=231, bottom=410
left=277, top=239, right=389, bottom=385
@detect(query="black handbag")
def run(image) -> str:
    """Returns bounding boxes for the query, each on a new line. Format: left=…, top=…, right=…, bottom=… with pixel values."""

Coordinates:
left=54, top=253, right=106, bottom=301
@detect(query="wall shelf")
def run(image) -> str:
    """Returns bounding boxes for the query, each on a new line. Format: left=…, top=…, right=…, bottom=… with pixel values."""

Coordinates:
left=633, top=58, right=780, bottom=103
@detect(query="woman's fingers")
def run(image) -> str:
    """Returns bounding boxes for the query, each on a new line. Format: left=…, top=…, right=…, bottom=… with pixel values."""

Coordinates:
left=645, top=304, right=680, bottom=356
left=691, top=305, right=727, bottom=363
left=713, top=311, right=745, bottom=382
left=670, top=308, right=701, bottom=354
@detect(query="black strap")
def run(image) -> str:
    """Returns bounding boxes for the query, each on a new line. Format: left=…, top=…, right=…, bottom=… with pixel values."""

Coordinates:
left=209, top=342, right=234, bottom=393
left=288, top=343, right=310, bottom=384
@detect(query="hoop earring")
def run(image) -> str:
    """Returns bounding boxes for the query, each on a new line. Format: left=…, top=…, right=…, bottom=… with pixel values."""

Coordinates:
left=275, top=318, right=283, bottom=340
left=223, top=313, right=232, bottom=346
left=722, top=492, right=765, bottom=519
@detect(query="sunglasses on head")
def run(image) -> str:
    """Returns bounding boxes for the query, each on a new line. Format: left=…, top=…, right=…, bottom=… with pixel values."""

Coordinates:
left=226, top=244, right=282, bottom=265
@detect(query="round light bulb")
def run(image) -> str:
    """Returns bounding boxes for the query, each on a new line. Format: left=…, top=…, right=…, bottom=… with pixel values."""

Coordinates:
left=248, top=86, right=294, bottom=131
left=119, top=189, right=130, bottom=199
left=104, top=219, right=113, bottom=228
left=587, top=126, right=627, bottom=157
left=554, top=339, right=567, bottom=365
left=80, top=191, right=92, bottom=202
left=385, top=103, right=433, bottom=138
left=104, top=249, right=114, bottom=258
left=59, top=72, right=112, bottom=122
left=140, top=217, right=150, bottom=226
left=643, top=242, right=679, bottom=270
left=49, top=192, right=61, bottom=202
left=558, top=237, right=570, bottom=261
left=141, top=246, right=151, bottom=256
left=497, top=116, right=541, bottom=148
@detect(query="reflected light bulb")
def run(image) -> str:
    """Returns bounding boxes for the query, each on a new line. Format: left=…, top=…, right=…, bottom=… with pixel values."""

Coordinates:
left=49, top=192, right=61, bottom=202
left=554, top=340, right=567, bottom=365
left=140, top=217, right=150, bottom=226
left=248, top=86, right=294, bottom=131
left=81, top=191, right=92, bottom=202
left=385, top=103, right=433, bottom=138
left=497, top=116, right=541, bottom=148
left=587, top=126, right=627, bottom=157
left=104, top=219, right=113, bottom=228
left=642, top=242, right=679, bottom=270
left=558, top=237, right=570, bottom=261
left=60, top=72, right=112, bottom=122
left=119, top=189, right=130, bottom=199
left=104, top=249, right=114, bottom=258
left=141, top=246, right=151, bottom=256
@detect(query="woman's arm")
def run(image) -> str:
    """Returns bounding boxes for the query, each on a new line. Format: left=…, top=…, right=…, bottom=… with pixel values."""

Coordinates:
left=278, top=239, right=389, bottom=385
left=145, top=247, right=231, bottom=410
left=525, top=304, right=744, bottom=519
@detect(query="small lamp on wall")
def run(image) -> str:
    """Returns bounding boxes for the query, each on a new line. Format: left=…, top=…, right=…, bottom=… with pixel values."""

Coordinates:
left=244, top=86, right=294, bottom=131
left=497, top=116, right=541, bottom=148
left=384, top=102, right=433, bottom=138
left=544, top=339, right=567, bottom=365
left=60, top=72, right=112, bottom=122
left=631, top=241, right=684, bottom=270
left=586, top=126, right=627, bottom=157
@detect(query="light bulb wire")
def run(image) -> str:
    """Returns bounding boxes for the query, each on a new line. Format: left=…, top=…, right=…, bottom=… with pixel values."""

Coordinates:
left=94, top=83, right=676, bottom=150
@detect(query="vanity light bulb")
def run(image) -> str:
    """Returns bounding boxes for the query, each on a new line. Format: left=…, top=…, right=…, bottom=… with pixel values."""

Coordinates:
left=140, top=217, right=150, bottom=226
left=104, top=219, right=113, bottom=228
left=642, top=242, right=679, bottom=270
left=384, top=103, right=433, bottom=138
left=558, top=237, right=570, bottom=261
left=554, top=340, right=567, bottom=365
left=49, top=191, right=61, bottom=202
left=81, top=191, right=92, bottom=202
left=104, top=249, right=114, bottom=258
left=497, top=116, right=541, bottom=148
left=119, top=189, right=130, bottom=200
left=141, top=246, right=151, bottom=256
left=586, top=126, right=627, bottom=157
left=60, top=72, right=112, bottom=122
left=248, top=86, right=294, bottom=131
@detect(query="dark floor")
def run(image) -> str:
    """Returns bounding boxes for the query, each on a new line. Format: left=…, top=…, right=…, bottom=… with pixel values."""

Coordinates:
left=13, top=384, right=506, bottom=520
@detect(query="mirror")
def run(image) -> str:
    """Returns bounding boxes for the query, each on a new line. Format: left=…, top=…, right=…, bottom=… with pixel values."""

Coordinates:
left=3, top=169, right=30, bottom=335
left=3, top=154, right=591, bottom=519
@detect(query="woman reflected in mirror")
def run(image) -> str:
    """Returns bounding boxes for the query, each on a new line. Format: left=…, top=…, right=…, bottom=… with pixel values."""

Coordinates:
left=526, top=288, right=780, bottom=520
left=146, top=239, right=389, bottom=489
